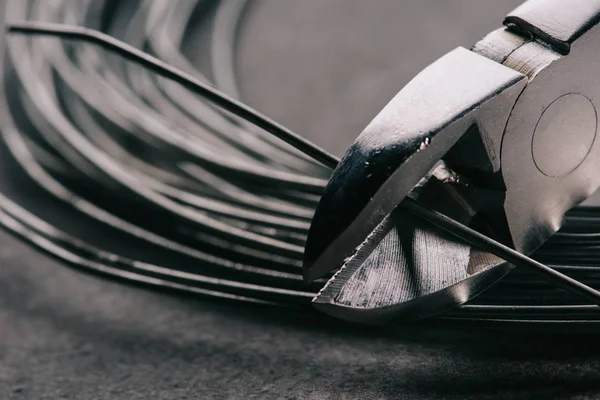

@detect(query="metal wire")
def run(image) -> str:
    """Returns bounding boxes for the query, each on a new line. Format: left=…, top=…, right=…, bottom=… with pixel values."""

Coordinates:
left=4, top=0, right=600, bottom=329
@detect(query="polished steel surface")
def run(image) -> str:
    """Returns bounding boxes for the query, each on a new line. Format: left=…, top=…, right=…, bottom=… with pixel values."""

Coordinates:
left=303, top=48, right=527, bottom=283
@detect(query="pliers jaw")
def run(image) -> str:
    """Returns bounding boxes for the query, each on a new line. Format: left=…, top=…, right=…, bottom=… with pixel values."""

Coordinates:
left=304, top=0, right=600, bottom=324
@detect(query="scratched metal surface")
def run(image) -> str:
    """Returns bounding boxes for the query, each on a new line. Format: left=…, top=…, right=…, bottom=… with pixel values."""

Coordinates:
left=5, top=1, right=600, bottom=399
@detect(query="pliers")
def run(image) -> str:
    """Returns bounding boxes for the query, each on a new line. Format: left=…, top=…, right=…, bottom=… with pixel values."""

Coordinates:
left=303, top=0, right=600, bottom=323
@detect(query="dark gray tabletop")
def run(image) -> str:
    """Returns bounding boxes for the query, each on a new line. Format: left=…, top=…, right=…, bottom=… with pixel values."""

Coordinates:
left=4, top=1, right=600, bottom=399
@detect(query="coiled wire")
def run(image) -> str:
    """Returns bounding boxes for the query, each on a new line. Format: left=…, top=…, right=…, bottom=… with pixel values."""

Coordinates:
left=4, top=0, right=600, bottom=329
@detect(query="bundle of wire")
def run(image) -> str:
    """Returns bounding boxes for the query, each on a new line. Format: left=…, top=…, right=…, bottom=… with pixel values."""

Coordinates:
left=4, top=0, right=600, bottom=330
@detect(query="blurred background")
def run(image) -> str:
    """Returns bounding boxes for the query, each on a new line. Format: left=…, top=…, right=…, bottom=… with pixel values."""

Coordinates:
left=5, top=1, right=600, bottom=399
